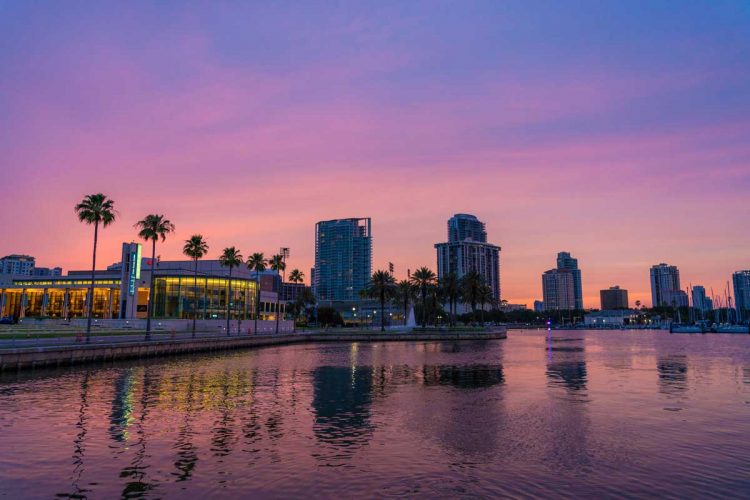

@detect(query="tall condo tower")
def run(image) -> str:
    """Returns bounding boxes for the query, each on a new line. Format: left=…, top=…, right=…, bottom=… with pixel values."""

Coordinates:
left=435, top=214, right=501, bottom=300
left=314, top=218, right=372, bottom=301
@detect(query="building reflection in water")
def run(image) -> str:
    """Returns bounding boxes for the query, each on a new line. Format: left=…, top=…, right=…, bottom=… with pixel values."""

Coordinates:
left=545, top=331, right=591, bottom=471
left=546, top=334, right=588, bottom=393
left=657, top=355, right=688, bottom=396
left=109, top=368, right=137, bottom=443
left=311, top=364, right=374, bottom=461
left=422, top=364, right=505, bottom=388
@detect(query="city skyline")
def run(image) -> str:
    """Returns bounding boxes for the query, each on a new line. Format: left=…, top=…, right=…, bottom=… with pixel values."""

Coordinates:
left=1, top=2, right=749, bottom=308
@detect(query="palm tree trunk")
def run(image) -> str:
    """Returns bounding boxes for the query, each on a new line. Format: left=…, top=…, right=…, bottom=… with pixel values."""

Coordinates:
left=421, top=286, right=427, bottom=328
left=145, top=239, right=156, bottom=339
left=192, top=258, right=198, bottom=338
left=254, top=276, right=260, bottom=335
left=86, top=221, right=98, bottom=343
left=275, top=270, right=282, bottom=335
left=226, top=268, right=232, bottom=336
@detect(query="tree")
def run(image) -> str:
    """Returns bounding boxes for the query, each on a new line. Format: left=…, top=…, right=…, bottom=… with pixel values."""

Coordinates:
left=75, top=194, right=116, bottom=343
left=459, top=270, right=483, bottom=325
left=365, top=270, right=397, bottom=331
left=135, top=214, right=175, bottom=339
left=439, top=272, right=460, bottom=327
left=269, top=254, right=286, bottom=334
left=410, top=267, right=436, bottom=328
left=292, top=287, right=315, bottom=331
left=317, top=306, right=344, bottom=327
left=477, top=283, right=493, bottom=326
left=288, top=269, right=305, bottom=332
left=247, top=252, right=267, bottom=334
left=219, top=247, right=243, bottom=336
left=182, top=235, right=208, bottom=338
left=395, top=280, right=415, bottom=326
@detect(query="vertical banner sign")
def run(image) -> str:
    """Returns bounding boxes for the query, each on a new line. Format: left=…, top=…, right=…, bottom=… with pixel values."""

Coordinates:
left=128, top=244, right=142, bottom=296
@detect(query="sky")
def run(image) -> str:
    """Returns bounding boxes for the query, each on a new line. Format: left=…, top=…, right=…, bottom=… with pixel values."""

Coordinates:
left=0, top=0, right=748, bottom=307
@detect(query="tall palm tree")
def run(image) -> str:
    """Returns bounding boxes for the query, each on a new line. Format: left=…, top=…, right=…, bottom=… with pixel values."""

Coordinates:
left=75, top=194, right=116, bottom=343
left=410, top=267, right=436, bottom=328
left=395, top=280, right=415, bottom=326
left=182, top=235, right=208, bottom=338
left=219, top=247, right=243, bottom=336
left=477, top=283, right=493, bottom=326
left=135, top=214, right=175, bottom=339
left=365, top=270, right=397, bottom=331
left=439, top=272, right=460, bottom=327
left=269, top=254, right=286, bottom=334
left=247, top=252, right=267, bottom=335
left=459, top=270, right=483, bottom=325
left=288, top=269, right=304, bottom=332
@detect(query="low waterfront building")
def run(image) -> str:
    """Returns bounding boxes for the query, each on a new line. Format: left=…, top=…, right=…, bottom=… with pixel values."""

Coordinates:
left=584, top=309, right=643, bottom=327
left=600, top=286, right=629, bottom=310
left=0, top=242, right=282, bottom=322
left=534, top=300, right=544, bottom=312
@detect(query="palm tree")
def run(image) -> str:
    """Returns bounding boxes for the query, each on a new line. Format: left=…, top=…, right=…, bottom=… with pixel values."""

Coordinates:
left=459, top=270, right=483, bottom=325
left=247, top=252, right=267, bottom=335
left=410, top=267, right=436, bottom=328
left=365, top=270, right=397, bottom=331
left=269, top=254, right=286, bottom=334
left=219, top=247, right=243, bottom=336
left=477, top=283, right=493, bottom=326
left=439, top=272, right=460, bottom=327
left=395, top=280, right=415, bottom=326
left=288, top=269, right=304, bottom=332
left=75, top=194, right=116, bottom=343
left=135, top=214, right=175, bottom=339
left=182, top=235, right=208, bottom=338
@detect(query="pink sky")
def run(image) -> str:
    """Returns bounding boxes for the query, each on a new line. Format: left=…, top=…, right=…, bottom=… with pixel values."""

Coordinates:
left=1, top=2, right=748, bottom=307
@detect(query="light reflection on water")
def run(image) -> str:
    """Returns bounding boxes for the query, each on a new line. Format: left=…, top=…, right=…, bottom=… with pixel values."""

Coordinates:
left=0, top=330, right=749, bottom=498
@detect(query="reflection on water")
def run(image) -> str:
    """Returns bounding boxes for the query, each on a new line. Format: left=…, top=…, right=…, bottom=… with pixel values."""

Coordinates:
left=1, top=331, right=749, bottom=498
left=657, top=355, right=688, bottom=395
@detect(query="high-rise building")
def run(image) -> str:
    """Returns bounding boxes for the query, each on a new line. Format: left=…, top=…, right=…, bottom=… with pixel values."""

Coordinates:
left=600, top=286, right=629, bottom=310
left=556, top=252, right=583, bottom=309
left=314, top=218, right=372, bottom=301
left=435, top=214, right=501, bottom=300
left=691, top=285, right=712, bottom=313
left=733, top=270, right=750, bottom=321
left=0, top=254, right=36, bottom=276
left=542, top=269, right=576, bottom=311
left=650, top=263, right=681, bottom=307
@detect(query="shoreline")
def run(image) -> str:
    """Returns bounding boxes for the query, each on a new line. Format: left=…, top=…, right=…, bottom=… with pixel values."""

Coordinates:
left=0, top=328, right=507, bottom=372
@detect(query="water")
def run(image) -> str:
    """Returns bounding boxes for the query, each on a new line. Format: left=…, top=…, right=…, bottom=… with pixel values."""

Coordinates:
left=1, top=329, right=749, bottom=498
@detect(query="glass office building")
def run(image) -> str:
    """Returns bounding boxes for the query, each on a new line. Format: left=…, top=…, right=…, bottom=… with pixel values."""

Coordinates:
left=314, top=218, right=372, bottom=301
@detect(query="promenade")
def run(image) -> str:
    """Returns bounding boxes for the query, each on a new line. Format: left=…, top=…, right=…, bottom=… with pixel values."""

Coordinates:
left=0, top=327, right=507, bottom=371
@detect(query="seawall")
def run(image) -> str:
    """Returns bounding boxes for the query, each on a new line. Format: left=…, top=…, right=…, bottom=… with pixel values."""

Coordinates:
left=0, top=329, right=507, bottom=371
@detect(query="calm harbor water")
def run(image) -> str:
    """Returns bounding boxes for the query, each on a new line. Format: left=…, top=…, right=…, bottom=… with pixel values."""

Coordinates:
left=1, top=329, right=749, bottom=498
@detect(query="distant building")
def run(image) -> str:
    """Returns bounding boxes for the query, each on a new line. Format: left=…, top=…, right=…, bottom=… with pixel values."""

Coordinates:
left=733, top=270, right=750, bottom=321
left=650, top=263, right=682, bottom=307
left=534, top=300, right=544, bottom=312
left=556, top=252, right=583, bottom=309
left=499, top=303, right=527, bottom=312
left=0, top=254, right=36, bottom=276
left=691, top=285, right=712, bottom=313
left=664, top=290, right=689, bottom=308
left=281, top=282, right=308, bottom=302
left=31, top=266, right=62, bottom=277
left=314, top=218, right=372, bottom=301
left=584, top=309, right=641, bottom=327
left=542, top=269, right=576, bottom=311
left=435, top=214, right=501, bottom=301
left=600, top=286, right=629, bottom=310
